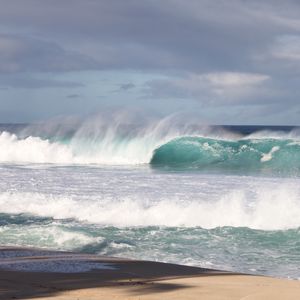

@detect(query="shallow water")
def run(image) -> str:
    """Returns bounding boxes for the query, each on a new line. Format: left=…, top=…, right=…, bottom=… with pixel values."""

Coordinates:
left=0, top=164, right=299, bottom=279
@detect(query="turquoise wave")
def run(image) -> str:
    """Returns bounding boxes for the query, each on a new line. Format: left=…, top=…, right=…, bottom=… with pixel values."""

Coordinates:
left=150, top=136, right=300, bottom=172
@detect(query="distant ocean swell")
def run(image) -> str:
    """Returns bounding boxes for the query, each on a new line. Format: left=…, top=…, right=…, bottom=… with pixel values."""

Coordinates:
left=1, top=130, right=300, bottom=174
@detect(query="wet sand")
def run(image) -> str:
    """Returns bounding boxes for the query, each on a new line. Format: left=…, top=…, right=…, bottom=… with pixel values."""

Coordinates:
left=0, top=247, right=299, bottom=299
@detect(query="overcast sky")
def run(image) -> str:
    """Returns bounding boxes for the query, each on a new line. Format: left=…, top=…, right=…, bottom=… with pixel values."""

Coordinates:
left=0, top=0, right=300, bottom=124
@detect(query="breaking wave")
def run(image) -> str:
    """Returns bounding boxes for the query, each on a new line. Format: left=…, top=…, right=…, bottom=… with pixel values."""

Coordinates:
left=0, top=115, right=300, bottom=173
left=0, top=114, right=235, bottom=165
left=1, top=184, right=300, bottom=230
left=150, top=136, right=300, bottom=173
left=1, top=132, right=300, bottom=174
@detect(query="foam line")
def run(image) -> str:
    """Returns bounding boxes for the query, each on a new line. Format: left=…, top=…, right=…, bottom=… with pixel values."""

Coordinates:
left=1, top=186, right=300, bottom=230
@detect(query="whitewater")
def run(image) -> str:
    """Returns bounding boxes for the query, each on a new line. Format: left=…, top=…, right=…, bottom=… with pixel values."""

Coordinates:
left=0, top=115, right=300, bottom=279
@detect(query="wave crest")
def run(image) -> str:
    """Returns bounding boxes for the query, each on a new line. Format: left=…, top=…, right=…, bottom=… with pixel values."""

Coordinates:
left=0, top=115, right=229, bottom=165
left=150, top=136, right=300, bottom=173
left=1, top=115, right=300, bottom=171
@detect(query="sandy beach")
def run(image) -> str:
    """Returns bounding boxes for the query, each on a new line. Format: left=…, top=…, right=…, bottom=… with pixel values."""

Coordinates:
left=0, top=247, right=299, bottom=300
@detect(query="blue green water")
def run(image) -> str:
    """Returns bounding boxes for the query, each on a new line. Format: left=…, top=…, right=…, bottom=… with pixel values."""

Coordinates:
left=0, top=121, right=299, bottom=278
left=151, top=136, right=300, bottom=175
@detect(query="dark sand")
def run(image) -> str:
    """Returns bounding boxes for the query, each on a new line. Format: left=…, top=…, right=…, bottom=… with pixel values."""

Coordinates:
left=0, top=247, right=299, bottom=299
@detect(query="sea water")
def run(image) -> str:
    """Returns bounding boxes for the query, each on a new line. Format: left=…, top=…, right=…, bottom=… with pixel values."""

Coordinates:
left=0, top=115, right=299, bottom=279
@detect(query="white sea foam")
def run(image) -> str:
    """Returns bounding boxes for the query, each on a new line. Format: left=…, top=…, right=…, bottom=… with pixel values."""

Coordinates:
left=0, top=130, right=167, bottom=165
left=0, top=114, right=242, bottom=165
left=0, top=183, right=299, bottom=230
left=261, top=146, right=280, bottom=162
left=0, top=224, right=102, bottom=250
left=0, top=132, right=74, bottom=164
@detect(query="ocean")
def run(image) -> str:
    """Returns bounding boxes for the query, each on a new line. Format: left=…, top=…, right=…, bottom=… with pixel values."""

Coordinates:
left=0, top=116, right=299, bottom=279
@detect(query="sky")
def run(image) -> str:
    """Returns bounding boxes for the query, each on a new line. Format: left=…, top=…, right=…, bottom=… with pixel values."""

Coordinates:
left=0, top=0, right=300, bottom=124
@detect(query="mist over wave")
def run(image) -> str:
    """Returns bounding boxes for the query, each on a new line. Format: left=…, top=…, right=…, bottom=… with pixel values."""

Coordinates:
left=0, top=112, right=300, bottom=174
left=0, top=113, right=237, bottom=165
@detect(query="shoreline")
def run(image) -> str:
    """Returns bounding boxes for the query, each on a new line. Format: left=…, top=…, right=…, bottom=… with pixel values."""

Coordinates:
left=0, top=247, right=299, bottom=299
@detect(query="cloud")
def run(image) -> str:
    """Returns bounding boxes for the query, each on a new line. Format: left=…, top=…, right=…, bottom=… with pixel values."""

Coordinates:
left=0, top=0, right=299, bottom=123
left=0, top=0, right=297, bottom=72
left=199, top=72, right=269, bottom=87
left=0, top=74, right=84, bottom=89
left=0, top=1, right=299, bottom=74
left=271, top=35, right=300, bottom=60
left=144, top=72, right=270, bottom=105
left=0, top=34, right=98, bottom=73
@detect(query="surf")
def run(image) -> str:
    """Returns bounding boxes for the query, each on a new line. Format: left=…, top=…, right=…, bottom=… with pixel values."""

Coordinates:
left=0, top=114, right=231, bottom=165
left=150, top=136, right=300, bottom=173
left=0, top=114, right=300, bottom=174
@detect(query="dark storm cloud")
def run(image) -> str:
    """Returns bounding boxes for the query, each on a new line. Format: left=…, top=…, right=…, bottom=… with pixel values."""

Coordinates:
left=0, top=0, right=299, bottom=73
left=0, top=74, right=84, bottom=89
left=0, top=34, right=98, bottom=73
